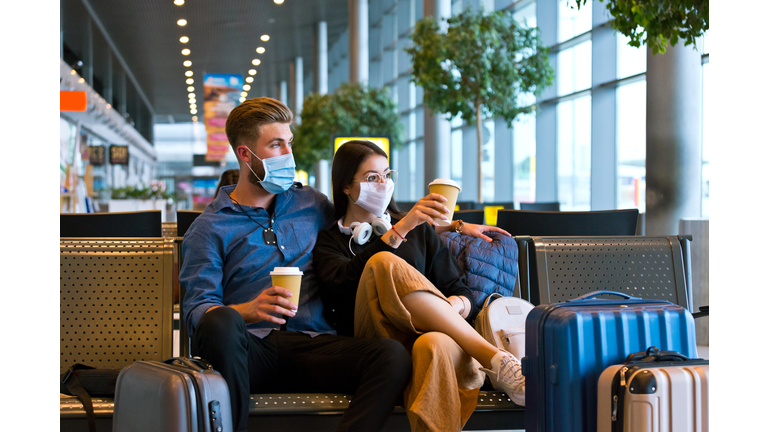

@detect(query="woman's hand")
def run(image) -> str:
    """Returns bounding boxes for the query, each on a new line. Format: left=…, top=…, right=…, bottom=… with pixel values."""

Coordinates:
left=459, top=223, right=511, bottom=243
left=397, top=193, right=451, bottom=233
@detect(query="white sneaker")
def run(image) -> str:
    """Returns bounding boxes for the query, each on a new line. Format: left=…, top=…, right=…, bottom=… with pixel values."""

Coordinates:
left=481, top=351, right=526, bottom=406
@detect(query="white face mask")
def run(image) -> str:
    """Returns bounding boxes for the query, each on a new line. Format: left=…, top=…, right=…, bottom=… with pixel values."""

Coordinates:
left=352, top=179, right=395, bottom=217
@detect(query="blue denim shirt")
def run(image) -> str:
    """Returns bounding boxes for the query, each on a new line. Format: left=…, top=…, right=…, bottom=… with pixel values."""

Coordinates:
left=180, top=183, right=337, bottom=339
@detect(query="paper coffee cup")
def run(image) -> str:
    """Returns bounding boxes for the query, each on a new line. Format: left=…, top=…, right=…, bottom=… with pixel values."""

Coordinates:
left=270, top=267, right=303, bottom=308
left=428, top=178, right=461, bottom=226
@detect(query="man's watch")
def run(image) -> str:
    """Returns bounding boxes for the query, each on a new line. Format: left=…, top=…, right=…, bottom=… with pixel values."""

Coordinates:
left=454, top=219, right=464, bottom=233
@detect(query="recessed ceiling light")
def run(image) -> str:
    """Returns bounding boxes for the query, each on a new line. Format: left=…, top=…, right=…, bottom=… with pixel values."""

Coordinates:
left=187, top=86, right=195, bottom=92
left=241, top=91, right=248, bottom=97
left=189, top=98, right=197, bottom=104
left=174, top=0, right=184, bottom=5
left=182, top=49, right=191, bottom=55
left=274, top=0, right=284, bottom=4
left=191, top=108, right=198, bottom=114
left=185, top=71, right=193, bottom=77
left=248, top=69, right=257, bottom=75
left=180, top=36, right=189, bottom=43
left=256, top=47, right=265, bottom=54
left=186, top=78, right=194, bottom=84
left=245, top=77, right=254, bottom=83
left=106, top=104, right=111, bottom=109
left=190, top=103, right=197, bottom=109
left=188, top=93, right=195, bottom=98
left=243, top=85, right=251, bottom=91
left=252, top=59, right=261, bottom=65
left=183, top=60, right=192, bottom=67
left=240, top=97, right=246, bottom=102
left=70, top=70, right=76, bottom=75
left=177, top=19, right=187, bottom=26
left=261, top=35, right=270, bottom=41
left=192, top=115, right=198, bottom=121
left=79, top=78, right=85, bottom=83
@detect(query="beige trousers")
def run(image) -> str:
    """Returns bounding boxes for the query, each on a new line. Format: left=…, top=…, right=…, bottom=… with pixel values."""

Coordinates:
left=354, top=252, right=485, bottom=432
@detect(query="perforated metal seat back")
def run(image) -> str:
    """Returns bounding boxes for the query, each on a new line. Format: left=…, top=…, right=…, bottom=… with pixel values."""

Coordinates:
left=533, top=236, right=689, bottom=308
left=60, top=238, right=174, bottom=374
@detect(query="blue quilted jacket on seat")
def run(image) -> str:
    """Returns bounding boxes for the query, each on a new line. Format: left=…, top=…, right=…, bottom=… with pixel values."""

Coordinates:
left=438, top=231, right=518, bottom=310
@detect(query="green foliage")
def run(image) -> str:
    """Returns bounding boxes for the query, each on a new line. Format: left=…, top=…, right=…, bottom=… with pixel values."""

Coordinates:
left=293, top=83, right=404, bottom=172
left=405, top=6, right=554, bottom=127
left=108, top=180, right=173, bottom=200
left=570, top=0, right=709, bottom=55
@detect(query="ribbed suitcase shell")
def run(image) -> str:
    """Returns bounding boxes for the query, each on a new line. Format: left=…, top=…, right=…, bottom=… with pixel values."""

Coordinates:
left=113, top=360, right=233, bottom=432
left=597, top=362, right=709, bottom=432
left=523, top=296, right=697, bottom=432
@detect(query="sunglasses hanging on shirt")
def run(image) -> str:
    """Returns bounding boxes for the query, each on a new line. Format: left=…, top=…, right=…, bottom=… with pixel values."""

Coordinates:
left=229, top=195, right=278, bottom=245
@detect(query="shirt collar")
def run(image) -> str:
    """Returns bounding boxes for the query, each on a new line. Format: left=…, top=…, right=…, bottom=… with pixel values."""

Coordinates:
left=211, top=183, right=299, bottom=214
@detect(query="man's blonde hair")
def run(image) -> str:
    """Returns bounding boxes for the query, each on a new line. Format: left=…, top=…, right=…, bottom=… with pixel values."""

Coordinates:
left=225, top=97, right=293, bottom=150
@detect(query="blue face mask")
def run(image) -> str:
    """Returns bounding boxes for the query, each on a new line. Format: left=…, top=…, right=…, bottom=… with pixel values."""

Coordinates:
left=244, top=148, right=297, bottom=194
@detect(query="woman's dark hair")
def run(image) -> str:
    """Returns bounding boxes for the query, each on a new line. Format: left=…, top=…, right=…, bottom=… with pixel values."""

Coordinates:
left=215, top=169, right=240, bottom=197
left=331, top=140, right=403, bottom=220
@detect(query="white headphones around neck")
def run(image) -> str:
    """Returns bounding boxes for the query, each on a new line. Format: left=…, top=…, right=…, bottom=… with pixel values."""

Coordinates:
left=337, top=212, right=392, bottom=246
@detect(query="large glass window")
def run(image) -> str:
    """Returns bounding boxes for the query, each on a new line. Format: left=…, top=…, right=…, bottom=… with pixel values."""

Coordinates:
left=617, top=33, right=646, bottom=78
left=481, top=119, right=495, bottom=202
left=558, top=0, right=591, bottom=42
left=513, top=1, right=536, bottom=28
left=557, top=95, right=591, bottom=210
left=616, top=80, right=647, bottom=211
left=702, top=60, right=709, bottom=218
left=513, top=113, right=536, bottom=202
left=451, top=115, right=463, bottom=192
left=558, top=41, right=592, bottom=96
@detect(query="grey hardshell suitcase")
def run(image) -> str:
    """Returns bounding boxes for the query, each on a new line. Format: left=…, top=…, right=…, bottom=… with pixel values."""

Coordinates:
left=113, top=357, right=232, bottom=432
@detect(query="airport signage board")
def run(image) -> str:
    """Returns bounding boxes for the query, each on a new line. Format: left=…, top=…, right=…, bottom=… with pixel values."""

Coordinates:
left=333, top=136, right=390, bottom=159
left=204, top=73, right=243, bottom=162
left=89, top=146, right=105, bottom=165
left=109, top=145, right=129, bottom=165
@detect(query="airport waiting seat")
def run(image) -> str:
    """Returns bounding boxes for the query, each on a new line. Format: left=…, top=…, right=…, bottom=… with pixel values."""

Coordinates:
left=453, top=209, right=484, bottom=225
left=60, top=211, right=163, bottom=237
left=497, top=209, right=639, bottom=237
left=519, top=201, right=560, bottom=211
left=162, top=221, right=177, bottom=237
left=177, top=210, right=204, bottom=238
left=60, top=237, right=175, bottom=431
left=175, top=210, right=203, bottom=357
left=514, top=235, right=695, bottom=312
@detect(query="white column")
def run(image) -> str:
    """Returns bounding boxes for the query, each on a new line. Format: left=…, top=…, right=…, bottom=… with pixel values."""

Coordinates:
left=348, top=0, right=369, bottom=84
left=279, top=81, right=288, bottom=106
left=293, top=57, right=303, bottom=118
left=422, top=0, right=452, bottom=191
left=315, top=21, right=328, bottom=95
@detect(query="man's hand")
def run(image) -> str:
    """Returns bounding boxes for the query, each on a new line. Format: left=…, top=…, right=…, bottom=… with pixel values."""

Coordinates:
left=214, top=286, right=297, bottom=325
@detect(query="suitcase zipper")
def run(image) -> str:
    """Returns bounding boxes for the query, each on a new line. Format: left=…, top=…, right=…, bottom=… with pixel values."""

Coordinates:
left=611, top=395, right=618, bottom=421
left=619, top=366, right=629, bottom=387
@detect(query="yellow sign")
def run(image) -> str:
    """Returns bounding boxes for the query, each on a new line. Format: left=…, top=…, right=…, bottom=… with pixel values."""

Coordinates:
left=334, top=137, right=390, bottom=159
left=295, top=170, right=309, bottom=186
left=484, top=206, right=504, bottom=226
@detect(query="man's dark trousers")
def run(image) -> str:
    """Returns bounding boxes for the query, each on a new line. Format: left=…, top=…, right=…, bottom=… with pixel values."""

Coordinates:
left=192, top=307, right=413, bottom=432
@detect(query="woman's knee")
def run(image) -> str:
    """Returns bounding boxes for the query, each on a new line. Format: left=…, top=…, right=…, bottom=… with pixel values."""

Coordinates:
left=411, top=332, right=459, bottom=361
left=366, top=251, right=402, bottom=270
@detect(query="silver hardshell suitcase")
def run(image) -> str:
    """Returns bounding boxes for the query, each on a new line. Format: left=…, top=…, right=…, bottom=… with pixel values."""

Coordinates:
left=113, top=357, right=232, bottom=432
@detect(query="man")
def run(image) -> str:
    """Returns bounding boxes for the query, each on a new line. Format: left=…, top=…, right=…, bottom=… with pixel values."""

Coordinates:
left=180, top=97, right=412, bottom=432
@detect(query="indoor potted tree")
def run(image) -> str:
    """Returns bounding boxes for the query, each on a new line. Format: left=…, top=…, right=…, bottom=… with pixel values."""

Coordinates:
left=406, top=6, right=554, bottom=203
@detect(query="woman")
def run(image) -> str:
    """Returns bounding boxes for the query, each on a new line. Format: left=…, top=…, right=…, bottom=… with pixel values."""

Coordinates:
left=314, top=140, right=525, bottom=432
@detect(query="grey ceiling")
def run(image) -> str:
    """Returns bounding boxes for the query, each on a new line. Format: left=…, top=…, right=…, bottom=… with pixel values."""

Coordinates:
left=65, top=0, right=349, bottom=123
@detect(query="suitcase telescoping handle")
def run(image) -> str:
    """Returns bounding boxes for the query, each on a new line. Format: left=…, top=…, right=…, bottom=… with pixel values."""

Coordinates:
left=162, top=357, right=213, bottom=372
left=625, top=346, right=691, bottom=363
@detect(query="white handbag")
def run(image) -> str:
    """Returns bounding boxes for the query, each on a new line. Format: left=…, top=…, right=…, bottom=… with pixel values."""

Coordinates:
left=474, top=293, right=534, bottom=360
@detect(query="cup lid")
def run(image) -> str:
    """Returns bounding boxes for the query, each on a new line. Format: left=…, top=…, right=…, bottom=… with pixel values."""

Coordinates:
left=428, top=178, right=461, bottom=191
left=270, top=267, right=304, bottom=276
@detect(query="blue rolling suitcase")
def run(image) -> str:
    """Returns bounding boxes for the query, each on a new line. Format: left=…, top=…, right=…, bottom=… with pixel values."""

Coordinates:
left=522, top=291, right=697, bottom=432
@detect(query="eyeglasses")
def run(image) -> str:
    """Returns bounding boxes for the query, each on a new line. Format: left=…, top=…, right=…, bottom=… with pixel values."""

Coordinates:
left=352, top=170, right=398, bottom=184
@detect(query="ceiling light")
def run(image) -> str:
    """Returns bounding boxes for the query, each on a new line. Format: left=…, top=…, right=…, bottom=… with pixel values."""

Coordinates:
left=252, top=59, right=261, bottom=65
left=190, top=103, right=197, bottom=109
left=187, top=86, right=195, bottom=92
left=248, top=69, right=257, bottom=75
left=174, top=0, right=184, bottom=5
left=241, top=91, right=248, bottom=97
left=274, top=0, right=284, bottom=4
left=188, top=93, right=195, bottom=98
left=261, top=35, right=270, bottom=41
left=186, top=78, right=194, bottom=84
left=243, top=85, right=251, bottom=91
left=182, top=49, right=191, bottom=55
left=185, top=70, right=193, bottom=77
left=70, top=70, right=76, bottom=75
left=177, top=19, right=187, bottom=26
left=240, top=97, right=246, bottom=102
left=79, top=78, right=85, bottom=83
left=190, top=108, right=198, bottom=114
left=256, top=47, right=265, bottom=54
left=106, top=104, right=111, bottom=109
left=189, top=98, right=197, bottom=104
left=245, top=77, right=254, bottom=83
left=192, top=116, right=198, bottom=121
left=183, top=60, right=192, bottom=67
left=180, top=36, right=189, bottom=43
